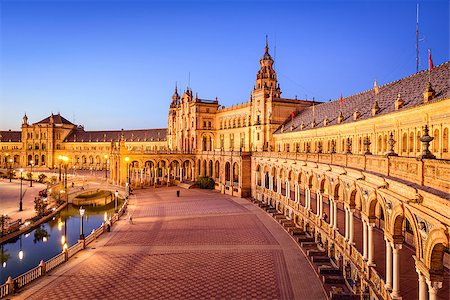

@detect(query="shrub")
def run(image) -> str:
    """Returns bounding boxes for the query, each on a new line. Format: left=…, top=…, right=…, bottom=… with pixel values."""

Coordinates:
left=196, top=176, right=215, bottom=189
left=38, top=173, right=47, bottom=183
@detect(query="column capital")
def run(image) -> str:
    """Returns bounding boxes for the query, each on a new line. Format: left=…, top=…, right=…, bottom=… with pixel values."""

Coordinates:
left=426, top=279, right=442, bottom=291
left=392, top=243, right=402, bottom=251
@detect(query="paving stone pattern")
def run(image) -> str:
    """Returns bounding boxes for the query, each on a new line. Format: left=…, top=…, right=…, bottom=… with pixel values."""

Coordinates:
left=24, top=188, right=325, bottom=300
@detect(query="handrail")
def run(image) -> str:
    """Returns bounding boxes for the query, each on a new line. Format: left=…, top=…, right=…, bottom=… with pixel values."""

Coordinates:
left=253, top=151, right=449, bottom=196
left=46, top=253, right=65, bottom=272
left=0, top=197, right=129, bottom=298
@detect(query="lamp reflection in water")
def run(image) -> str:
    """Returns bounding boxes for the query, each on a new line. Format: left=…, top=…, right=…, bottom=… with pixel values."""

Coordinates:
left=18, top=235, right=24, bottom=261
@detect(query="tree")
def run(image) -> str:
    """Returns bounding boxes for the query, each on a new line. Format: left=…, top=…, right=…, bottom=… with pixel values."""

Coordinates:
left=38, top=173, right=47, bottom=183
left=34, top=197, right=47, bottom=217
left=0, top=215, right=11, bottom=237
left=196, top=176, right=215, bottom=189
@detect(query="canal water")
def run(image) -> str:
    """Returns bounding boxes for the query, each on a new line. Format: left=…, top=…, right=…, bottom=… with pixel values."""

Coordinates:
left=0, top=201, right=122, bottom=283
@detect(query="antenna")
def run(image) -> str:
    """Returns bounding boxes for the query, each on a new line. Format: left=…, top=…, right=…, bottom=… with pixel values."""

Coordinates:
left=274, top=33, right=277, bottom=65
left=416, top=2, right=419, bottom=73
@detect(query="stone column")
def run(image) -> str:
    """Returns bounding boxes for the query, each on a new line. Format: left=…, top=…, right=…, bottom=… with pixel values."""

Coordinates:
left=344, top=207, right=349, bottom=241
left=416, top=269, right=428, bottom=300
left=392, top=243, right=402, bottom=298
left=269, top=175, right=273, bottom=191
left=426, top=280, right=442, bottom=300
left=363, top=219, right=368, bottom=260
left=367, top=223, right=375, bottom=266
left=255, top=172, right=258, bottom=187
left=306, top=187, right=311, bottom=210
left=261, top=174, right=265, bottom=189
left=333, top=200, right=338, bottom=229
left=286, top=180, right=290, bottom=199
left=385, top=238, right=393, bottom=290
left=319, top=193, right=323, bottom=217
left=316, top=192, right=321, bottom=216
left=191, top=167, right=195, bottom=181
left=349, top=209, right=354, bottom=244
left=329, top=197, right=334, bottom=225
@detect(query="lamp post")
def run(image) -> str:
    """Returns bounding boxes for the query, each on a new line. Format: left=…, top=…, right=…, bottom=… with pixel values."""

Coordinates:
left=61, top=156, right=68, bottom=189
left=104, top=155, right=109, bottom=181
left=8, top=158, right=13, bottom=183
left=58, top=155, right=62, bottom=182
left=79, top=206, right=85, bottom=240
left=114, top=190, right=119, bottom=213
left=19, top=168, right=23, bottom=211
left=29, top=160, right=34, bottom=187
left=125, top=157, right=130, bottom=197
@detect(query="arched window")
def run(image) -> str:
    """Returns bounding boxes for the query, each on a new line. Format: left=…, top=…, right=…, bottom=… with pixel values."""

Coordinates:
left=233, top=162, right=239, bottom=185
left=416, top=131, right=421, bottom=152
left=433, top=129, right=439, bottom=151
left=402, top=133, right=407, bottom=152
left=409, top=132, right=414, bottom=152
left=41, top=155, right=45, bottom=166
left=443, top=128, right=449, bottom=153
left=225, top=162, right=231, bottom=182
left=215, top=161, right=220, bottom=179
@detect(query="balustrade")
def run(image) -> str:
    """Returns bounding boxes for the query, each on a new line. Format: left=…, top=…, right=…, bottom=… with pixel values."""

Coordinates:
left=0, top=198, right=129, bottom=299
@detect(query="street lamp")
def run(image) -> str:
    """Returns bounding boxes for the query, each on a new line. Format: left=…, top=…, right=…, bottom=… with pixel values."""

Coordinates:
left=19, top=168, right=23, bottom=211
left=8, top=158, right=13, bottom=183
left=79, top=206, right=85, bottom=240
left=114, top=190, right=119, bottom=213
left=104, top=155, right=109, bottom=181
left=61, top=156, right=69, bottom=189
left=58, top=155, right=62, bottom=182
left=29, top=160, right=34, bottom=187
left=125, top=157, right=130, bottom=196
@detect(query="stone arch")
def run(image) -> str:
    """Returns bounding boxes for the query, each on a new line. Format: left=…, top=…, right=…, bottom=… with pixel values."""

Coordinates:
left=214, top=160, right=220, bottom=179
left=318, top=177, right=326, bottom=193
left=225, top=161, right=231, bottom=182
left=423, top=229, right=448, bottom=272
left=232, top=162, right=239, bottom=184
left=391, top=206, right=421, bottom=255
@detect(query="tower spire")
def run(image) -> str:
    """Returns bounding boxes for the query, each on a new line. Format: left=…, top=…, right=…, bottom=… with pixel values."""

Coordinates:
left=265, top=34, right=269, bottom=54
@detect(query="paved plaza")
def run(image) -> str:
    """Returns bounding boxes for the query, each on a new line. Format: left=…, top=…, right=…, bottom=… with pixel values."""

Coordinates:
left=0, top=179, right=46, bottom=222
left=16, top=187, right=326, bottom=299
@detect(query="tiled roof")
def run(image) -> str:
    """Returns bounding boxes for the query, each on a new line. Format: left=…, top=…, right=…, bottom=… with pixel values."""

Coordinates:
left=35, top=113, right=75, bottom=125
left=0, top=131, right=21, bottom=142
left=275, top=62, right=450, bottom=134
left=64, top=128, right=167, bottom=142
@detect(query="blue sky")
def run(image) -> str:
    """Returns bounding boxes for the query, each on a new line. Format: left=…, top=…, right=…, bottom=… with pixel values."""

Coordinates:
left=0, top=0, right=448, bottom=130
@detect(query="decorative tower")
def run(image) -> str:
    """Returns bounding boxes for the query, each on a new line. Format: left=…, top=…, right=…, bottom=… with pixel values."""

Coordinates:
left=168, top=84, right=180, bottom=150
left=251, top=36, right=281, bottom=151
left=254, top=36, right=280, bottom=96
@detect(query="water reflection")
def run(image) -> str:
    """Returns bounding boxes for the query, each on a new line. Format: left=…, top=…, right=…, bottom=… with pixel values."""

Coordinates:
left=0, top=200, right=122, bottom=283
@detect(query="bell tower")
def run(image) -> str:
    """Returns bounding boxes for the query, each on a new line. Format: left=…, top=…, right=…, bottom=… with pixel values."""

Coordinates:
left=168, top=83, right=180, bottom=150
left=254, top=36, right=280, bottom=96
left=250, top=36, right=281, bottom=151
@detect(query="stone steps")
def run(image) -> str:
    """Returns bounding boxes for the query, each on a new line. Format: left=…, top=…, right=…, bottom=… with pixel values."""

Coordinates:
left=318, top=266, right=340, bottom=275
left=307, top=249, right=327, bottom=257
left=312, top=256, right=331, bottom=263
left=323, top=275, right=346, bottom=284
left=330, top=292, right=360, bottom=300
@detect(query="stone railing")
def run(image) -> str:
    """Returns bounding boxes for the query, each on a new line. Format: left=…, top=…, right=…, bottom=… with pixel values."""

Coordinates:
left=46, top=252, right=66, bottom=273
left=0, top=198, right=129, bottom=298
left=254, top=152, right=450, bottom=196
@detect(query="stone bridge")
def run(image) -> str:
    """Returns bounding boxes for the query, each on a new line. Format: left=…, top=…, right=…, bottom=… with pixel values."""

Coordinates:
left=67, top=182, right=126, bottom=204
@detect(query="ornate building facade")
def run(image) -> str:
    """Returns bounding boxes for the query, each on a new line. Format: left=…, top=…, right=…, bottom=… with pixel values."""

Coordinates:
left=1, top=43, right=449, bottom=300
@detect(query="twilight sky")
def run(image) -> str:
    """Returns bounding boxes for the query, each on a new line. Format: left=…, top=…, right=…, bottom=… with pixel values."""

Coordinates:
left=0, top=0, right=448, bottom=130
